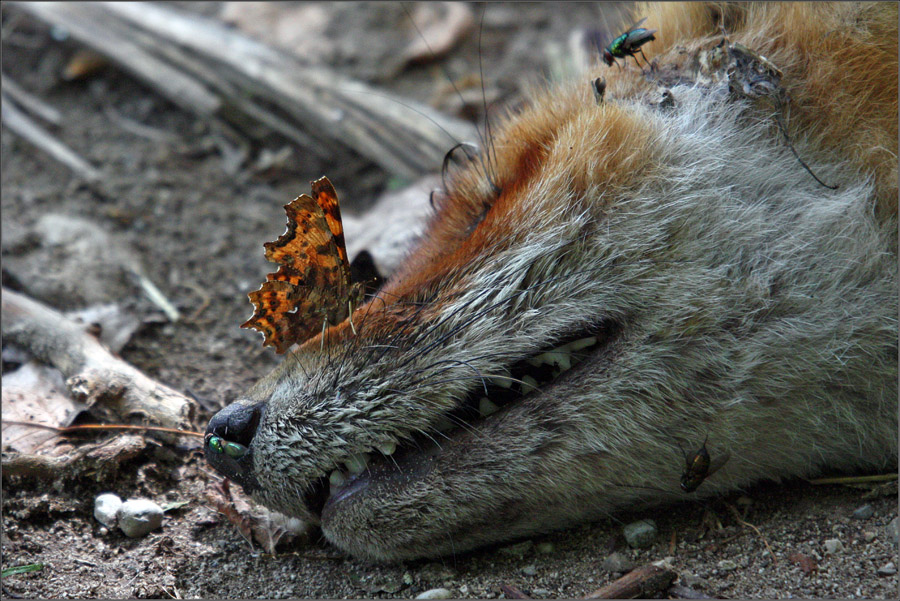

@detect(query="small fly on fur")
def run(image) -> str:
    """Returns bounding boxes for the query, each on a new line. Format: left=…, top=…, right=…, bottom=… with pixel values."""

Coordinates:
left=602, top=17, right=657, bottom=71
left=679, top=437, right=731, bottom=493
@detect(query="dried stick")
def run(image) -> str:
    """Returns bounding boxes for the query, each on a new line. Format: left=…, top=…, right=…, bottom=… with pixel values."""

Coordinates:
left=585, top=563, right=677, bottom=599
left=808, top=473, right=898, bottom=485
left=12, top=1, right=478, bottom=179
left=724, top=503, right=776, bottom=565
left=11, top=2, right=220, bottom=116
left=499, top=584, right=531, bottom=599
left=2, top=434, right=147, bottom=481
left=1, top=95, right=100, bottom=182
left=1, top=288, right=194, bottom=430
left=1, top=73, right=61, bottom=125
left=0, top=420, right=203, bottom=438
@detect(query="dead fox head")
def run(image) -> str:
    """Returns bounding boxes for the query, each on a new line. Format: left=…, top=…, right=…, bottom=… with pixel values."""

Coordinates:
left=207, top=2, right=898, bottom=561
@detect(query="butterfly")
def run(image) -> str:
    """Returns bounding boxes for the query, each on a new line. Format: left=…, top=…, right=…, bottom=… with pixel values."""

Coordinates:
left=242, top=177, right=364, bottom=353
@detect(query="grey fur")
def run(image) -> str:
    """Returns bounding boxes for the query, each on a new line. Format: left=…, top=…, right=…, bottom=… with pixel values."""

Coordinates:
left=219, top=50, right=897, bottom=562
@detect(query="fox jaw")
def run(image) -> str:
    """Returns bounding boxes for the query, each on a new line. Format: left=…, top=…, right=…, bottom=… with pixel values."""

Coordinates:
left=207, top=4, right=898, bottom=562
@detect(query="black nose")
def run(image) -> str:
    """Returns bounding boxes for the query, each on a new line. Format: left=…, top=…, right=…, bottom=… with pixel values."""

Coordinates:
left=205, top=401, right=265, bottom=493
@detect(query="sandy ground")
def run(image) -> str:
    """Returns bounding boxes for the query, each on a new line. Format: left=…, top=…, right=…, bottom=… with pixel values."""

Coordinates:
left=2, top=2, right=897, bottom=598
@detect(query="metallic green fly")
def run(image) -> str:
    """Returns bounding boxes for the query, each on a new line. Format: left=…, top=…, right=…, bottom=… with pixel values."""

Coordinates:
left=602, top=17, right=657, bottom=71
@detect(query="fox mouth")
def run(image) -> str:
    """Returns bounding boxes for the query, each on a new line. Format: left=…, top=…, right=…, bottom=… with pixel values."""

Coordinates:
left=298, top=319, right=620, bottom=520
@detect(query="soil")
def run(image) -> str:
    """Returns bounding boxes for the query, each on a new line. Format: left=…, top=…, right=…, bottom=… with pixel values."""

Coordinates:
left=2, top=2, right=897, bottom=599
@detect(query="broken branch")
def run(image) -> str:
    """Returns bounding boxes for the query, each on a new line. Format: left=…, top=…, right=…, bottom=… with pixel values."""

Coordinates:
left=12, top=1, right=478, bottom=179
left=585, top=563, right=677, bottom=599
left=1, top=288, right=195, bottom=430
left=1, top=94, right=100, bottom=182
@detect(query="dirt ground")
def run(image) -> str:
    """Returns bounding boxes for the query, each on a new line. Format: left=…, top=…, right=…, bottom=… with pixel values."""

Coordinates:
left=2, top=2, right=897, bottom=599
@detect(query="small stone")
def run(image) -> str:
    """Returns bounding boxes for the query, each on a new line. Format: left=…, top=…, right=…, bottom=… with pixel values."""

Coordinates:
left=824, top=538, right=845, bottom=554
left=623, top=519, right=657, bottom=549
left=602, top=551, right=635, bottom=573
left=863, top=531, right=877, bottom=543
left=416, top=588, right=454, bottom=599
left=888, top=516, right=899, bottom=543
left=717, top=560, right=738, bottom=572
left=117, top=499, right=164, bottom=538
left=852, top=504, right=875, bottom=520
left=93, top=493, right=122, bottom=528
left=680, top=574, right=706, bottom=588
left=521, top=565, right=537, bottom=576
left=877, top=562, right=897, bottom=576
left=532, top=589, right=551, bottom=598
left=535, top=542, right=555, bottom=554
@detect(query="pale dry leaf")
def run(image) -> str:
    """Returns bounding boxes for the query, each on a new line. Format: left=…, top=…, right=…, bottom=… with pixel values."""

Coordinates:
left=1, top=361, right=86, bottom=455
left=403, top=2, right=474, bottom=65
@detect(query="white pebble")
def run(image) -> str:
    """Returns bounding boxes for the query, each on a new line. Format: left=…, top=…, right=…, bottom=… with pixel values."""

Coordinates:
left=877, top=561, right=897, bottom=576
left=93, top=493, right=122, bottom=528
left=416, top=588, right=454, bottom=599
left=117, top=499, right=164, bottom=538
left=824, top=538, right=845, bottom=554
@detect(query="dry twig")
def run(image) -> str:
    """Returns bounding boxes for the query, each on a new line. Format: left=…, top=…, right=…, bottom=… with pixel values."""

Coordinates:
left=12, top=1, right=477, bottom=179
left=1, top=288, right=195, bottom=430
left=585, top=563, right=677, bottom=599
left=1, top=94, right=100, bottom=182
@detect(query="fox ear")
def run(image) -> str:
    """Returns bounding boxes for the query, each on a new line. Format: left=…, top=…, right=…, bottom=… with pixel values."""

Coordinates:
left=350, top=249, right=384, bottom=297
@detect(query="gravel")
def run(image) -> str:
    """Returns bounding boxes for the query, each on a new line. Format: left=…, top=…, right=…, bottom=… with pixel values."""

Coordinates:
left=717, top=559, right=738, bottom=572
left=601, top=551, right=635, bottom=573
left=117, top=499, right=164, bottom=538
left=415, top=588, right=454, bottom=599
left=623, top=519, right=657, bottom=549
left=93, top=493, right=123, bottom=528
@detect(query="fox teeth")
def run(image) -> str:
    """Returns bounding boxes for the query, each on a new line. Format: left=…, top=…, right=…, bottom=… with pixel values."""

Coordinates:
left=546, top=350, right=572, bottom=371
left=329, top=469, right=347, bottom=488
left=527, top=350, right=572, bottom=370
left=478, top=397, right=500, bottom=417
left=490, top=375, right=513, bottom=389
left=564, top=336, right=597, bottom=352
left=376, top=441, right=396, bottom=456
left=521, top=375, right=539, bottom=392
left=344, top=453, right=368, bottom=475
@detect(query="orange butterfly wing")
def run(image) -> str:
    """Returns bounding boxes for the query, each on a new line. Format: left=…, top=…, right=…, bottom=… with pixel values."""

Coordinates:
left=242, top=177, right=363, bottom=353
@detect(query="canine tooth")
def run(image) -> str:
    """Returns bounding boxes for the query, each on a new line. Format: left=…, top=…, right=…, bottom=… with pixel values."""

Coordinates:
left=344, top=453, right=368, bottom=475
left=490, top=376, right=512, bottom=389
left=521, top=375, right=539, bottom=392
left=545, top=351, right=572, bottom=371
left=478, top=397, right=500, bottom=417
left=376, top=441, right=396, bottom=456
left=329, top=470, right=347, bottom=487
left=565, top=336, right=597, bottom=352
